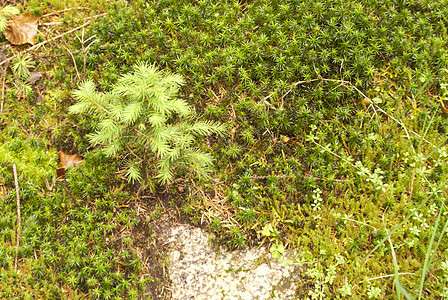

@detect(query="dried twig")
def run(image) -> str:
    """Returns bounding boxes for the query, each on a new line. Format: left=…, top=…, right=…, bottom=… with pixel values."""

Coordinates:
left=35, top=43, right=106, bottom=60
left=41, top=7, right=93, bottom=18
left=64, top=45, right=81, bottom=81
left=0, top=13, right=107, bottom=67
left=0, top=58, right=9, bottom=114
left=13, top=164, right=22, bottom=271
left=34, top=49, right=82, bottom=60
left=27, top=18, right=95, bottom=52
left=251, top=173, right=346, bottom=183
left=77, top=28, right=97, bottom=80
left=281, top=70, right=436, bottom=148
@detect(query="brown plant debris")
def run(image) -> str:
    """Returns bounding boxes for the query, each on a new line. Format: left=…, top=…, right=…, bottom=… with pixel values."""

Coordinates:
left=57, top=150, right=83, bottom=178
left=5, top=12, right=38, bottom=45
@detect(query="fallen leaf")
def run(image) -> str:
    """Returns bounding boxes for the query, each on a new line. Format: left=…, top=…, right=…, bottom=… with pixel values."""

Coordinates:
left=59, top=151, right=83, bottom=168
left=57, top=150, right=83, bottom=178
left=28, top=71, right=43, bottom=85
left=5, top=12, right=38, bottom=45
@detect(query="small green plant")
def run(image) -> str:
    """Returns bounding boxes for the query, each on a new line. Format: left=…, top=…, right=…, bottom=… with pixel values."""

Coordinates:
left=9, top=53, right=36, bottom=100
left=261, top=223, right=290, bottom=262
left=0, top=6, right=19, bottom=33
left=70, top=62, right=224, bottom=184
left=339, top=282, right=353, bottom=297
left=11, top=53, right=35, bottom=80
left=269, top=242, right=285, bottom=259
left=306, top=253, right=347, bottom=300
left=367, top=283, right=382, bottom=299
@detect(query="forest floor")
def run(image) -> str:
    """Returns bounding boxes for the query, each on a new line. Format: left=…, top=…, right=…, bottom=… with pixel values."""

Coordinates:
left=1, top=0, right=448, bottom=299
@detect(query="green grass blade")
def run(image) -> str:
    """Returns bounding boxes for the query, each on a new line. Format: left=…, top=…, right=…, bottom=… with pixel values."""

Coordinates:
left=417, top=206, right=443, bottom=300
left=389, top=237, right=402, bottom=300
left=417, top=110, right=437, bottom=149
left=363, top=197, right=428, bottom=263
left=413, top=76, right=432, bottom=100
left=397, top=281, right=416, bottom=300
left=363, top=178, right=448, bottom=263
left=389, top=236, right=415, bottom=300
left=429, top=212, right=448, bottom=268
left=424, top=135, right=448, bottom=161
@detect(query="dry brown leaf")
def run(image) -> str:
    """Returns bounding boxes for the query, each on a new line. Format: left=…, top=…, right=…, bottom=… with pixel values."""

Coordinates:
left=5, top=12, right=38, bottom=45
left=28, top=71, right=43, bottom=85
left=59, top=150, right=83, bottom=168
left=57, top=150, right=83, bottom=178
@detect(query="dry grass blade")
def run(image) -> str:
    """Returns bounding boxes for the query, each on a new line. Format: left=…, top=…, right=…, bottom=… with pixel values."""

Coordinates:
left=13, top=164, right=21, bottom=271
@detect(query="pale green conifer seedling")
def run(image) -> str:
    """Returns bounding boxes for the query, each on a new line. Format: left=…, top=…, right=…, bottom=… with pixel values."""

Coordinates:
left=70, top=62, right=224, bottom=184
left=0, top=6, right=19, bottom=33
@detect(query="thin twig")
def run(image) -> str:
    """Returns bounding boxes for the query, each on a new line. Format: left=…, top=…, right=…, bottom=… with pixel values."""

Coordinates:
left=77, top=28, right=97, bottom=80
left=251, top=173, right=346, bottom=183
left=64, top=46, right=80, bottom=81
left=13, top=164, right=21, bottom=271
left=0, top=59, right=9, bottom=114
left=35, top=43, right=106, bottom=60
left=40, top=13, right=107, bottom=27
left=27, top=18, right=95, bottom=52
left=81, top=29, right=87, bottom=79
left=286, top=73, right=436, bottom=148
left=365, top=273, right=414, bottom=281
left=0, top=13, right=107, bottom=67
left=264, top=78, right=320, bottom=109
left=40, top=22, right=64, bottom=26
left=41, top=7, right=92, bottom=18
left=34, top=49, right=82, bottom=60
left=319, top=77, right=427, bottom=145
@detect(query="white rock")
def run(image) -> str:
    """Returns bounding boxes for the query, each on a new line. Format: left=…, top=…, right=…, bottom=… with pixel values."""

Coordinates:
left=167, top=224, right=299, bottom=299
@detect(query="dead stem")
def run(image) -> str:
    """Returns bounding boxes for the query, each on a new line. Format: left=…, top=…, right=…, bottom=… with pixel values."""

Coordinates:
left=0, top=13, right=107, bottom=68
left=13, top=164, right=21, bottom=271
left=0, top=58, right=9, bottom=114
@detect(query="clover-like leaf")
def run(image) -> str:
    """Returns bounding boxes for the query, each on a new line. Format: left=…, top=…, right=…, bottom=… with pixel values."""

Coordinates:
left=261, top=223, right=274, bottom=236
left=270, top=243, right=285, bottom=259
